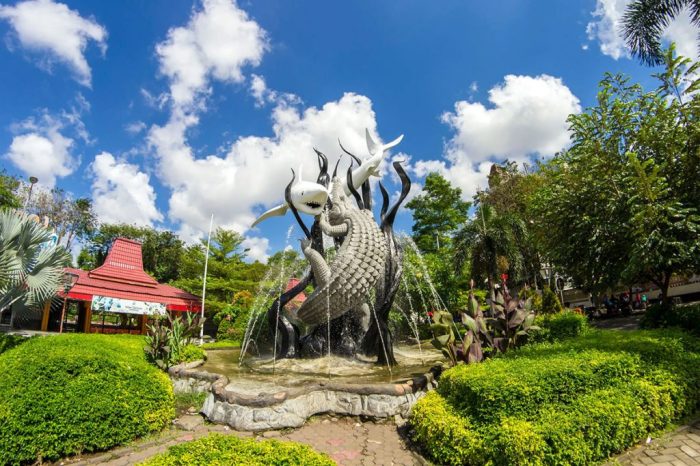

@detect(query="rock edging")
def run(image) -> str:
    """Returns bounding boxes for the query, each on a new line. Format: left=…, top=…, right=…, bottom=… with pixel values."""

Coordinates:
left=169, top=359, right=444, bottom=431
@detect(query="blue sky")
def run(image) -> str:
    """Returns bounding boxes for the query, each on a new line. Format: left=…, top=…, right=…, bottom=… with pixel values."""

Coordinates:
left=0, top=0, right=696, bottom=261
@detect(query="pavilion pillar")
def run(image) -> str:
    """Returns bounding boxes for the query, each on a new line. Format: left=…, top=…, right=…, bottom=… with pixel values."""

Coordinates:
left=83, top=301, right=92, bottom=333
left=140, top=315, right=148, bottom=335
left=40, top=300, right=51, bottom=332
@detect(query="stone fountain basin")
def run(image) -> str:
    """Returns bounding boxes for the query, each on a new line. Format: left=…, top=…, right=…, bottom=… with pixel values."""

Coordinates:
left=169, top=346, right=444, bottom=431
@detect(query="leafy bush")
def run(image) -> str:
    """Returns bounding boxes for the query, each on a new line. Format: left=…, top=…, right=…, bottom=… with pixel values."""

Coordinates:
left=540, top=285, right=564, bottom=314
left=0, top=333, right=30, bottom=355
left=410, top=329, right=700, bottom=465
left=0, top=334, right=174, bottom=464
left=641, top=302, right=700, bottom=335
left=531, top=310, right=589, bottom=343
left=176, top=344, right=206, bottom=363
left=139, top=433, right=334, bottom=466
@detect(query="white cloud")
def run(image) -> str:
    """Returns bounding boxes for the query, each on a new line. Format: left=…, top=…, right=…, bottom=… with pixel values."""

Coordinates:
left=4, top=109, right=86, bottom=187
left=0, top=0, right=106, bottom=86
left=90, top=151, right=163, bottom=226
left=241, top=236, right=270, bottom=262
left=586, top=0, right=697, bottom=61
left=414, top=75, right=580, bottom=199
left=149, top=93, right=383, bottom=237
left=155, top=0, right=268, bottom=110
left=125, top=121, right=147, bottom=135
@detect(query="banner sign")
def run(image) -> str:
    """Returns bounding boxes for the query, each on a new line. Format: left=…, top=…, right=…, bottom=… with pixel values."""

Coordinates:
left=91, top=295, right=166, bottom=316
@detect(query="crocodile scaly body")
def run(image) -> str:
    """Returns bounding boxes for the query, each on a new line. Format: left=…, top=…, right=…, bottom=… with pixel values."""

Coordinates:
left=296, top=182, right=387, bottom=326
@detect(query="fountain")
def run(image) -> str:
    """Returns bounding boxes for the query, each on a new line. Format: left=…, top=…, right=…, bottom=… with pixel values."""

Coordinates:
left=171, top=130, right=446, bottom=430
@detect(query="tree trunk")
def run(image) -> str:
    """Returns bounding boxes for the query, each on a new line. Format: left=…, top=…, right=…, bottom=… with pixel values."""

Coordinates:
left=660, top=272, right=672, bottom=307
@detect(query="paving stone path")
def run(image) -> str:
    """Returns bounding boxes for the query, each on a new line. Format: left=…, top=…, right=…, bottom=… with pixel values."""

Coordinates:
left=58, top=414, right=427, bottom=466
left=606, top=418, right=700, bottom=466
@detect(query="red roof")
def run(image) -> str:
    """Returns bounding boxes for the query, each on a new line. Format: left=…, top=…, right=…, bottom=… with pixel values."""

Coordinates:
left=62, top=238, right=201, bottom=312
left=285, top=278, right=307, bottom=305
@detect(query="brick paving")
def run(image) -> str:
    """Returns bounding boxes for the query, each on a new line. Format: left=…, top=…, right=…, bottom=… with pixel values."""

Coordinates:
left=605, top=418, right=700, bottom=466
left=58, top=415, right=426, bottom=466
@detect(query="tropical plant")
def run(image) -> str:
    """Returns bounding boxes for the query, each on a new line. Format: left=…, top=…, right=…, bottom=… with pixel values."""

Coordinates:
left=623, top=0, right=700, bottom=65
left=144, top=312, right=202, bottom=369
left=0, top=209, right=70, bottom=315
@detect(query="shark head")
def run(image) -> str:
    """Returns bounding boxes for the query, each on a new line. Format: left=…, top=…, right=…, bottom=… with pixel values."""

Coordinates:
left=287, top=165, right=329, bottom=216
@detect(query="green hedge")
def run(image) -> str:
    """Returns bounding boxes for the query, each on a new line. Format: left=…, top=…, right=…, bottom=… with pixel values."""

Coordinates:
left=0, top=334, right=29, bottom=355
left=0, top=334, right=174, bottom=464
left=139, top=433, right=334, bottom=466
left=176, top=344, right=206, bottom=364
left=531, top=310, right=589, bottom=343
left=641, top=303, right=700, bottom=335
left=410, top=329, right=700, bottom=465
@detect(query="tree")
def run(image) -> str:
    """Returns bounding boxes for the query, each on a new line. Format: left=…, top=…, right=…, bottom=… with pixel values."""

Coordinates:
left=84, top=224, right=184, bottom=282
left=406, top=173, right=470, bottom=254
left=532, top=48, right=700, bottom=304
left=405, top=173, right=471, bottom=310
left=623, top=0, right=700, bottom=65
left=0, top=172, right=21, bottom=209
left=172, top=228, right=267, bottom=317
left=0, top=209, right=71, bottom=315
left=25, top=186, right=97, bottom=249
left=453, top=200, right=526, bottom=297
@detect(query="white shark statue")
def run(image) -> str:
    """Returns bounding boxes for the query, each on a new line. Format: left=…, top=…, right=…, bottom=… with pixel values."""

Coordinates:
left=251, top=129, right=403, bottom=227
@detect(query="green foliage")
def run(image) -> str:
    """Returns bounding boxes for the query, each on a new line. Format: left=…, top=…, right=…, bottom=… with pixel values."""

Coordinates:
left=0, top=334, right=30, bottom=355
left=405, top=172, right=470, bottom=255
left=145, top=313, right=202, bottom=369
left=0, top=209, right=71, bottom=312
left=539, top=285, right=563, bottom=314
left=177, top=344, right=206, bottom=363
left=172, top=228, right=267, bottom=317
left=174, top=392, right=208, bottom=415
left=0, top=171, right=21, bottom=209
left=430, top=283, right=538, bottom=366
left=410, top=391, right=486, bottom=466
left=0, top=334, right=174, bottom=464
left=139, top=432, right=334, bottom=466
left=531, top=310, right=589, bottom=343
left=531, top=48, right=700, bottom=301
left=411, top=329, right=700, bottom=465
left=201, top=340, right=240, bottom=349
left=641, top=302, right=700, bottom=335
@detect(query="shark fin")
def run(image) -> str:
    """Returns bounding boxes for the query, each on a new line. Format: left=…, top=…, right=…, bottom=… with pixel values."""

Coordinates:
left=366, top=129, right=404, bottom=156
left=251, top=203, right=289, bottom=227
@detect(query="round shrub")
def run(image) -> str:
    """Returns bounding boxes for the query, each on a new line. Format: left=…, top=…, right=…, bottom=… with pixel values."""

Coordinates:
left=176, top=344, right=206, bottom=364
left=0, top=334, right=174, bottom=464
left=139, top=433, right=334, bottom=465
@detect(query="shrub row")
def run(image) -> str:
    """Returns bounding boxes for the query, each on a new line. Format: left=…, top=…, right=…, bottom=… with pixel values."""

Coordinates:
left=641, top=302, right=700, bottom=335
left=411, top=329, right=700, bottom=465
left=176, top=344, right=206, bottom=364
left=531, top=310, right=589, bottom=343
left=0, top=333, right=29, bottom=355
left=438, top=349, right=641, bottom=423
left=139, top=433, right=334, bottom=466
left=0, top=334, right=174, bottom=464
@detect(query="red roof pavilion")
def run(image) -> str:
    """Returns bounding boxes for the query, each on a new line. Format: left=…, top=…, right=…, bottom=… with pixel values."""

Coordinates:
left=61, top=237, right=201, bottom=312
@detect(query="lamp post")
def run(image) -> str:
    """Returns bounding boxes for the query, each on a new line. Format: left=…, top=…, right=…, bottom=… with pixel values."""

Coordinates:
left=23, top=176, right=38, bottom=211
left=59, top=272, right=79, bottom=333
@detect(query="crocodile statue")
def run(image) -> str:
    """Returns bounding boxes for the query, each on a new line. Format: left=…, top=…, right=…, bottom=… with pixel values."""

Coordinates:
left=295, top=176, right=387, bottom=326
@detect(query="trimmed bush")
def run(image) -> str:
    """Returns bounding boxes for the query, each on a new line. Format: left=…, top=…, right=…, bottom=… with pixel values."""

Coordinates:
left=0, top=333, right=29, bottom=355
left=0, top=334, right=174, bottom=464
left=176, top=344, right=206, bottom=363
left=410, top=329, right=700, bottom=465
left=531, top=310, right=589, bottom=343
left=641, top=303, right=700, bottom=335
left=408, top=391, right=485, bottom=466
left=139, top=432, right=334, bottom=466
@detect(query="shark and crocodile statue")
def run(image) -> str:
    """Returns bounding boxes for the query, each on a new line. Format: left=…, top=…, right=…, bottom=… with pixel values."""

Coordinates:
left=248, top=129, right=411, bottom=365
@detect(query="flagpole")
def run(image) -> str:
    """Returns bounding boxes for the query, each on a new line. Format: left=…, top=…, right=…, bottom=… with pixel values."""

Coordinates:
left=200, top=214, right=214, bottom=345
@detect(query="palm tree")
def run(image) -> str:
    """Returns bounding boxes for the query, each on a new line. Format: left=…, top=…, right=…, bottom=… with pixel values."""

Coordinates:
left=623, top=0, right=700, bottom=65
left=453, top=200, right=526, bottom=304
left=0, top=209, right=71, bottom=316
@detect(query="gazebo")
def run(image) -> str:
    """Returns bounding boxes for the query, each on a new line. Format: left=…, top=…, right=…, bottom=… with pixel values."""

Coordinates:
left=41, top=238, right=201, bottom=334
